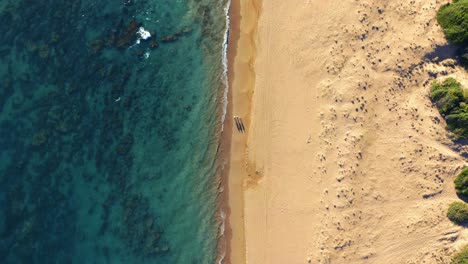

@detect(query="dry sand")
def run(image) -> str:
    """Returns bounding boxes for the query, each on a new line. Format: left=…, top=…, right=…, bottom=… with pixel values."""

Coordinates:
left=226, top=0, right=468, bottom=263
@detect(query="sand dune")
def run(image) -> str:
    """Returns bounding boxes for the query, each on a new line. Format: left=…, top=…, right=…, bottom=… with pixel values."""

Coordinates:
left=230, top=0, right=468, bottom=263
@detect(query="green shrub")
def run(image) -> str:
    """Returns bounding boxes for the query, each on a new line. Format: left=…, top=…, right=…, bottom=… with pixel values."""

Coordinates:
left=430, top=78, right=465, bottom=115
left=437, top=0, right=468, bottom=45
left=446, top=103, right=468, bottom=138
left=448, top=201, right=468, bottom=224
left=452, top=245, right=468, bottom=264
left=455, top=168, right=468, bottom=196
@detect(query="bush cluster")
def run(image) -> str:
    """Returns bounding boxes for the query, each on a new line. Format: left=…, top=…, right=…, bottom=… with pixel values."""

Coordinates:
left=452, top=245, right=468, bottom=264
left=430, top=78, right=468, bottom=138
left=437, top=0, right=468, bottom=45
left=450, top=169, right=468, bottom=261
left=436, top=0, right=468, bottom=68
left=447, top=103, right=468, bottom=138
left=449, top=167, right=468, bottom=261
left=448, top=201, right=468, bottom=224
left=430, top=78, right=464, bottom=114
left=455, top=168, right=468, bottom=196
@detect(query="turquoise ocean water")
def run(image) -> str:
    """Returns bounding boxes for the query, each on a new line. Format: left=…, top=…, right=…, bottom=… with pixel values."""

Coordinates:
left=0, top=0, right=229, bottom=263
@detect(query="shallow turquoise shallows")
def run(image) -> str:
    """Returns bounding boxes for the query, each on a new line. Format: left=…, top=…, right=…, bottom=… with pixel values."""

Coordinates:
left=0, top=0, right=228, bottom=263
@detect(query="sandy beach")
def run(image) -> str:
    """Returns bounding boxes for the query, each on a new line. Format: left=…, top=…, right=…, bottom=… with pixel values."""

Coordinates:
left=223, top=0, right=260, bottom=263
left=227, top=0, right=468, bottom=263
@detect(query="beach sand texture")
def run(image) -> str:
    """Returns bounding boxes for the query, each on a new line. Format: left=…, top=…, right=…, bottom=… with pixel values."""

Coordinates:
left=224, top=0, right=261, bottom=263
left=238, top=0, right=468, bottom=263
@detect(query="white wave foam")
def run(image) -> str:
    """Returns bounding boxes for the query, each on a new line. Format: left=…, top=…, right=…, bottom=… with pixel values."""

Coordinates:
left=219, top=210, right=226, bottom=235
left=217, top=248, right=226, bottom=264
left=217, top=209, right=227, bottom=264
left=220, top=0, right=231, bottom=132
left=132, top=27, right=152, bottom=46
left=218, top=3, right=231, bottom=264
left=137, top=27, right=151, bottom=40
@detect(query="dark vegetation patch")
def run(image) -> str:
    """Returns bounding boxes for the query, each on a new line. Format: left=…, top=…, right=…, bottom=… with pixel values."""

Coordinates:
left=436, top=0, right=468, bottom=68
left=447, top=201, right=468, bottom=224
left=430, top=78, right=468, bottom=138
left=455, top=168, right=468, bottom=196
left=452, top=244, right=468, bottom=264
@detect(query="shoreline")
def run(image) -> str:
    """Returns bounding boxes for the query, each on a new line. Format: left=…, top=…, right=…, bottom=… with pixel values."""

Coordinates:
left=220, top=0, right=261, bottom=263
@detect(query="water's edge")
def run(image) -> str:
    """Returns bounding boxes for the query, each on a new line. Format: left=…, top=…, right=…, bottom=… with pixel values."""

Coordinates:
left=216, top=1, right=232, bottom=263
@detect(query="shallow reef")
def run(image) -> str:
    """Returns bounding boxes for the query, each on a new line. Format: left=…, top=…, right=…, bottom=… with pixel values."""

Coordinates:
left=0, top=0, right=227, bottom=263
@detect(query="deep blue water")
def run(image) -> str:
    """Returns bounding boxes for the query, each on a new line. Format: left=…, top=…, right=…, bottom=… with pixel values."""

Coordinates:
left=0, top=0, right=227, bottom=263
